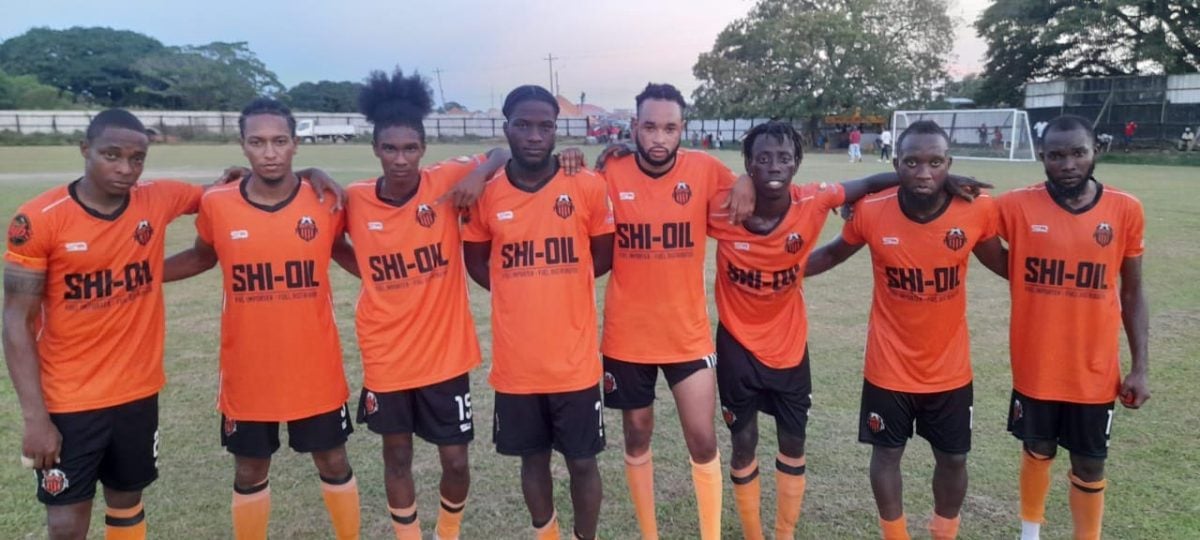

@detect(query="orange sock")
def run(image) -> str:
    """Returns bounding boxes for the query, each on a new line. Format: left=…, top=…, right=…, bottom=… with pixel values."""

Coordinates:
left=774, top=454, right=808, bottom=540
left=690, top=452, right=723, bottom=540
left=1068, top=471, right=1106, bottom=540
left=928, top=512, right=961, bottom=540
left=1020, top=448, right=1054, bottom=524
left=320, top=473, right=360, bottom=540
left=879, top=514, right=910, bottom=540
left=390, top=503, right=421, bottom=540
left=104, top=502, right=146, bottom=540
left=232, top=480, right=271, bottom=540
left=436, top=495, right=467, bottom=540
left=731, top=459, right=764, bottom=540
left=534, top=510, right=560, bottom=540
left=624, top=450, right=658, bottom=540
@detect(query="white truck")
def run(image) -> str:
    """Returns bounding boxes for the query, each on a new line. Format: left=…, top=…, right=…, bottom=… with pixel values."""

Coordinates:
left=295, top=120, right=358, bottom=143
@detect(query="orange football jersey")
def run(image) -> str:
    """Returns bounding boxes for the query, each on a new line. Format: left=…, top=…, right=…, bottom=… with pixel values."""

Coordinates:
left=997, top=182, right=1145, bottom=403
left=4, top=179, right=202, bottom=413
left=196, top=179, right=348, bottom=421
left=462, top=167, right=614, bottom=394
left=345, top=156, right=484, bottom=392
left=709, top=182, right=846, bottom=368
left=600, top=150, right=737, bottom=363
left=841, top=189, right=997, bottom=393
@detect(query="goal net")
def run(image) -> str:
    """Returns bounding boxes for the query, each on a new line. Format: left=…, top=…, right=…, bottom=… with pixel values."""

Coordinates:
left=891, top=109, right=1036, bottom=161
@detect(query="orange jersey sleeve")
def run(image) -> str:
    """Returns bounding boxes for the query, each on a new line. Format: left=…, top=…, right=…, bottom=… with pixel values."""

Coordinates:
left=344, top=162, right=484, bottom=392
left=710, top=182, right=845, bottom=367
left=467, top=168, right=608, bottom=394
left=198, top=180, right=348, bottom=421
left=998, top=182, right=1144, bottom=403
left=840, top=189, right=995, bottom=393
left=600, top=150, right=733, bottom=363
left=4, top=179, right=202, bottom=413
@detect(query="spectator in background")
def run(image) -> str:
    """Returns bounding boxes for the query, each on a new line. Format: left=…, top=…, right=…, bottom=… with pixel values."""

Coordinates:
left=879, top=128, right=893, bottom=162
left=848, top=125, right=863, bottom=162
left=978, top=123, right=988, bottom=146
left=993, top=126, right=1004, bottom=149
left=1180, top=127, right=1194, bottom=151
left=1097, top=132, right=1114, bottom=153
left=1123, top=121, right=1137, bottom=152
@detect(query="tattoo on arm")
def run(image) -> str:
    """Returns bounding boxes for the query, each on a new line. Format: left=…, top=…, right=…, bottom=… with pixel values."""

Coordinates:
left=3, top=268, right=45, bottom=296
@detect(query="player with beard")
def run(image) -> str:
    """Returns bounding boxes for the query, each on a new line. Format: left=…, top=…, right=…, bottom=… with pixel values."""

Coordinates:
left=165, top=98, right=361, bottom=540
left=462, top=85, right=614, bottom=540
left=595, top=83, right=754, bottom=540
left=806, top=120, right=1006, bottom=540
left=994, top=115, right=1148, bottom=540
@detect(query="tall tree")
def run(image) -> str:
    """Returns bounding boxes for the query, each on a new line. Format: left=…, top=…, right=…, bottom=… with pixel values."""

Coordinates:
left=132, top=49, right=261, bottom=110
left=0, top=27, right=164, bottom=106
left=284, top=81, right=362, bottom=112
left=975, top=1, right=1200, bottom=106
left=692, top=0, right=953, bottom=131
left=0, top=68, right=75, bottom=109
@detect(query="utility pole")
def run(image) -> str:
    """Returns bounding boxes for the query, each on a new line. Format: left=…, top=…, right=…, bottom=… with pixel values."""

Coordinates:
left=555, top=71, right=561, bottom=96
left=544, top=53, right=558, bottom=92
left=432, top=68, right=447, bottom=108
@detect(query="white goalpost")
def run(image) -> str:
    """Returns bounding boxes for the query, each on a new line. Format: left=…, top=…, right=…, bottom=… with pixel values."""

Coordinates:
left=891, top=108, right=1036, bottom=162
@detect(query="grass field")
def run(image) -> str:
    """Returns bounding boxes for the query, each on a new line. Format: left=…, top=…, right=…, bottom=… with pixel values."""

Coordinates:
left=0, top=143, right=1197, bottom=539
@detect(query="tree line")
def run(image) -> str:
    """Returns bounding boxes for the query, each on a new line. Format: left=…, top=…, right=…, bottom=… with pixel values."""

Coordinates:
left=3, top=1, right=1197, bottom=116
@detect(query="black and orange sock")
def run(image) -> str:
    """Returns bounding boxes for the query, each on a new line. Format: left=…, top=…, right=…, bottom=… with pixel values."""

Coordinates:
left=774, top=454, right=807, bottom=539
left=731, top=459, right=764, bottom=540
left=232, top=480, right=271, bottom=540
left=389, top=503, right=421, bottom=540
left=104, top=501, right=146, bottom=540
left=1068, top=471, right=1106, bottom=540
left=319, top=471, right=360, bottom=540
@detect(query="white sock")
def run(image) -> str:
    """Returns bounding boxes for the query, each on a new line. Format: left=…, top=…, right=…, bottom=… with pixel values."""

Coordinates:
left=1020, top=520, right=1041, bottom=540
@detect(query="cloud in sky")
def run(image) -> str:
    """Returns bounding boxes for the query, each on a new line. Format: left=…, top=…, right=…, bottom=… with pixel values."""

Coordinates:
left=1, top=0, right=991, bottom=111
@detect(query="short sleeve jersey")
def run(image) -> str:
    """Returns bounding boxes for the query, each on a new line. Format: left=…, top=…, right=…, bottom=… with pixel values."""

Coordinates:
left=461, top=167, right=614, bottom=394
left=997, top=182, right=1145, bottom=403
left=196, top=179, right=348, bottom=421
left=841, top=189, right=998, bottom=393
left=345, top=156, right=484, bottom=392
left=709, top=182, right=846, bottom=368
left=4, top=179, right=202, bottom=413
left=600, top=150, right=737, bottom=363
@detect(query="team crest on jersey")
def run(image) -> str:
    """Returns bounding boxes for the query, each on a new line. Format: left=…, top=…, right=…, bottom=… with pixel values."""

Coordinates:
left=553, top=194, right=574, bottom=219
left=7, top=214, right=31, bottom=246
left=364, top=391, right=379, bottom=415
left=944, top=228, right=966, bottom=251
left=672, top=182, right=693, bottom=205
left=721, top=406, right=736, bottom=427
left=295, top=216, right=318, bottom=241
left=223, top=418, right=237, bottom=436
left=603, top=372, right=617, bottom=394
left=1094, top=222, right=1113, bottom=247
left=785, top=232, right=804, bottom=254
left=867, top=412, right=886, bottom=433
left=133, top=219, right=154, bottom=246
left=1011, top=398, right=1023, bottom=422
left=40, top=468, right=68, bottom=496
left=416, top=204, right=437, bottom=228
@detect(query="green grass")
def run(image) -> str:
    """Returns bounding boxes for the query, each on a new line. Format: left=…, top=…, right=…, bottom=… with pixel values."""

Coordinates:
left=1, top=144, right=1197, bottom=539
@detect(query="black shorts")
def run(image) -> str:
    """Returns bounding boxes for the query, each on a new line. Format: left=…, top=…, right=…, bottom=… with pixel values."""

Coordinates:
left=1007, top=389, right=1115, bottom=459
left=356, top=373, right=474, bottom=445
left=493, top=386, right=605, bottom=459
left=716, top=325, right=811, bottom=438
left=37, top=394, right=159, bottom=505
left=221, top=404, right=353, bottom=459
left=858, top=380, right=973, bottom=454
left=602, top=354, right=716, bottom=410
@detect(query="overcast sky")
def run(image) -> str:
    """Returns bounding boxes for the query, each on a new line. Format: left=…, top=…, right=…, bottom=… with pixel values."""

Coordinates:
left=2, top=0, right=992, bottom=111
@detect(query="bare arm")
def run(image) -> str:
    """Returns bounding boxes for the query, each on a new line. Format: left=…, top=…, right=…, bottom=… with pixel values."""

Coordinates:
left=438, top=149, right=511, bottom=209
left=1118, top=256, right=1150, bottom=408
left=840, top=172, right=901, bottom=206
left=332, top=234, right=359, bottom=278
left=590, top=233, right=615, bottom=277
left=162, top=237, right=218, bottom=282
left=463, top=241, right=491, bottom=291
left=971, top=237, right=1009, bottom=279
left=2, top=264, right=60, bottom=470
left=804, top=237, right=865, bottom=277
